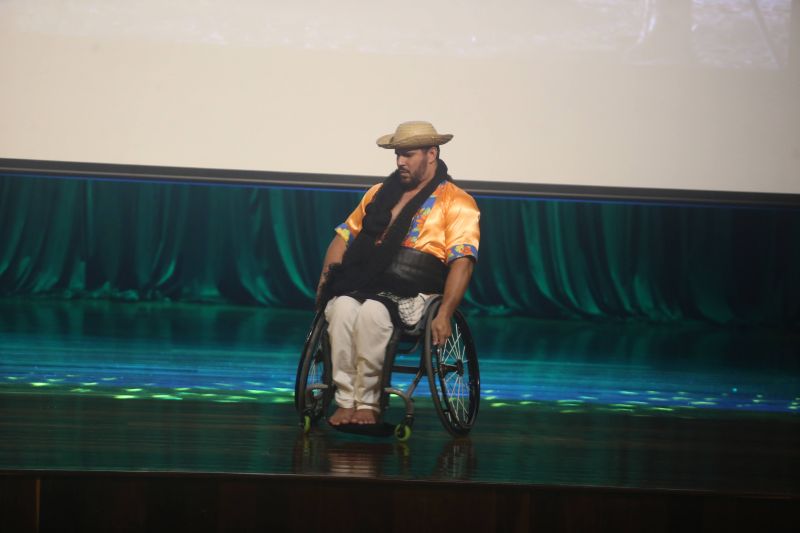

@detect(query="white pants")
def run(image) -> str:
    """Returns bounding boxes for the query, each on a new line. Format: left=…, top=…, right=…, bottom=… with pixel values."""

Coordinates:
left=324, top=296, right=395, bottom=413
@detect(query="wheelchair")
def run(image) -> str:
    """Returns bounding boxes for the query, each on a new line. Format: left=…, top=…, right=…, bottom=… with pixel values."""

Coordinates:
left=294, top=295, right=480, bottom=440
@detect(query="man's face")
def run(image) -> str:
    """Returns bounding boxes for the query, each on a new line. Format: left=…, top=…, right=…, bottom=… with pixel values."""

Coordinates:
left=395, top=147, right=433, bottom=189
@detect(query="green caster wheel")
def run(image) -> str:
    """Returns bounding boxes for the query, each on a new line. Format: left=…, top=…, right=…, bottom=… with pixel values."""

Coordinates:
left=394, top=423, right=412, bottom=441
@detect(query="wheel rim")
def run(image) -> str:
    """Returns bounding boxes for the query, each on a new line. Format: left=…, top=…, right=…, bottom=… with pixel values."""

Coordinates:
left=295, top=315, right=332, bottom=423
left=304, top=346, right=328, bottom=419
left=428, top=312, right=479, bottom=434
left=436, top=320, right=475, bottom=427
left=307, top=348, right=324, bottom=392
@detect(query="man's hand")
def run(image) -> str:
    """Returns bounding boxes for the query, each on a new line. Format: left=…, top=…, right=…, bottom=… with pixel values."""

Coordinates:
left=431, top=312, right=452, bottom=346
left=431, top=257, right=474, bottom=346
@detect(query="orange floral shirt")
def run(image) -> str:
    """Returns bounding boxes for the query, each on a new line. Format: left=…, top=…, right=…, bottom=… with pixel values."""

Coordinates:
left=335, top=181, right=480, bottom=264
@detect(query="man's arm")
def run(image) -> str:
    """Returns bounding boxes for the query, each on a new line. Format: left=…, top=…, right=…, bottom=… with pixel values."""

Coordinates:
left=430, top=257, right=474, bottom=346
left=316, top=236, right=346, bottom=305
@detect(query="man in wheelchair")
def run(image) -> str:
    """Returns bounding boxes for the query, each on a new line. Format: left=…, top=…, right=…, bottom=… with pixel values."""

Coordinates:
left=316, top=121, right=480, bottom=426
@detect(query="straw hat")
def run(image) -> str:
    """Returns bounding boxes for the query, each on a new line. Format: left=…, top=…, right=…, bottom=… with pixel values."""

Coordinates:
left=376, top=121, right=453, bottom=149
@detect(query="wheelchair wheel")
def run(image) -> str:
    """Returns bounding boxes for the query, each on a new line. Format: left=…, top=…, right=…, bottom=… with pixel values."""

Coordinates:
left=424, top=305, right=480, bottom=436
left=294, top=312, right=333, bottom=426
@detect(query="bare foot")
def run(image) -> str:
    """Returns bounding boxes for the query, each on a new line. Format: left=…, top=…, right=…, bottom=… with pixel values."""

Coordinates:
left=328, top=407, right=355, bottom=426
left=351, top=409, right=378, bottom=425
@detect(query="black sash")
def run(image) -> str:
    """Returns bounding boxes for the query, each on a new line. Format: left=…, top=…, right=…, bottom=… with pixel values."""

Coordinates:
left=375, top=247, right=447, bottom=295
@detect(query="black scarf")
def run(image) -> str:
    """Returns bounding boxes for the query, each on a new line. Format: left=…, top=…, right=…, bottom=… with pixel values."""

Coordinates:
left=318, top=159, right=450, bottom=308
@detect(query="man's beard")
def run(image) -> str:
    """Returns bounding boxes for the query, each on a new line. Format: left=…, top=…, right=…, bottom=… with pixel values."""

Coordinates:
left=398, top=167, right=425, bottom=190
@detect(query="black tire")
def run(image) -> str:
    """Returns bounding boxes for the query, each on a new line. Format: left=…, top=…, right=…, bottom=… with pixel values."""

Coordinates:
left=294, top=312, right=333, bottom=424
left=424, top=304, right=480, bottom=436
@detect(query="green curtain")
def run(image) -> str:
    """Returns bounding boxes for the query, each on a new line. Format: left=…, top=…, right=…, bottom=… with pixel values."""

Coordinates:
left=1, top=174, right=798, bottom=326
left=471, top=199, right=800, bottom=325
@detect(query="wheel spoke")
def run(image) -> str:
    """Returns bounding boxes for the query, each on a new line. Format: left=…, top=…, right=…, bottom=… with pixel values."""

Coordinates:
left=302, top=340, right=330, bottom=419
left=445, top=370, right=467, bottom=422
left=440, top=317, right=472, bottom=425
left=453, top=380, right=464, bottom=421
left=445, top=327, right=462, bottom=365
left=457, top=376, right=467, bottom=419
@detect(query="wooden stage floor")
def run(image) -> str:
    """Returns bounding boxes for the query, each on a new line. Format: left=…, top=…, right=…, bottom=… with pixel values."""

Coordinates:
left=1, top=392, right=799, bottom=495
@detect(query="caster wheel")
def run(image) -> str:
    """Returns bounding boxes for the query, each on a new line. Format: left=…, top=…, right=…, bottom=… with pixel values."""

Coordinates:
left=394, top=424, right=412, bottom=441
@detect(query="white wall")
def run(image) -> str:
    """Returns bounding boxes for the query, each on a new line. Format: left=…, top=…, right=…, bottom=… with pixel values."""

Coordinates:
left=1, top=0, right=797, bottom=194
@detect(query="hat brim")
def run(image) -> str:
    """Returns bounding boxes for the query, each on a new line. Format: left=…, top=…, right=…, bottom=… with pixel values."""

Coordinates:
left=376, top=133, right=453, bottom=149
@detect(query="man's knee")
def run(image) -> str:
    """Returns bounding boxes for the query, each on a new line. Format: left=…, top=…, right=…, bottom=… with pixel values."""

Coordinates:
left=325, top=295, right=361, bottom=324
left=355, top=300, right=393, bottom=331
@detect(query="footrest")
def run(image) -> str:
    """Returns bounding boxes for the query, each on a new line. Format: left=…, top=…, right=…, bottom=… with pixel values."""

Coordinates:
left=330, top=422, right=395, bottom=437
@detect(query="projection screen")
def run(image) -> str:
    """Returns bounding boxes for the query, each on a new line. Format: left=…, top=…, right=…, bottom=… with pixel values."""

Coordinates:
left=0, top=0, right=798, bottom=194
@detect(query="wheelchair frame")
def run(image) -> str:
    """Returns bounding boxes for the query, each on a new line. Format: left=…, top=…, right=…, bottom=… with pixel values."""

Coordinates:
left=294, top=296, right=480, bottom=439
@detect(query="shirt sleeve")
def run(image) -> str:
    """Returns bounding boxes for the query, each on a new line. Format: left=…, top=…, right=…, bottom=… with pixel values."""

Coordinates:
left=334, top=184, right=381, bottom=247
left=444, top=190, right=480, bottom=263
